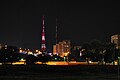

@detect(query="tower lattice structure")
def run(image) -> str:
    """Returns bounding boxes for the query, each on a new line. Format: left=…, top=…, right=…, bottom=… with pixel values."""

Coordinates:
left=41, top=15, right=46, bottom=52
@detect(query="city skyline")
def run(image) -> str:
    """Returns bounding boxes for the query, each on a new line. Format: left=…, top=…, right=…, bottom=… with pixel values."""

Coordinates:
left=0, top=0, right=120, bottom=52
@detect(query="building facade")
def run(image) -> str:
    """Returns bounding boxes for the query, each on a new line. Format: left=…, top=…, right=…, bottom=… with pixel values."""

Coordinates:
left=53, top=40, right=71, bottom=57
left=111, top=34, right=120, bottom=49
left=0, top=44, right=1, bottom=49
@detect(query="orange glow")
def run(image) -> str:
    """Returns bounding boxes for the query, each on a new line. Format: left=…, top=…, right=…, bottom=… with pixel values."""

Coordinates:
left=19, top=50, right=23, bottom=53
left=12, top=62, right=25, bottom=65
left=36, top=50, right=39, bottom=52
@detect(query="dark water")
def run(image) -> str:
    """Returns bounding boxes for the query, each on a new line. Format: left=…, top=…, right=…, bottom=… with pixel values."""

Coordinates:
left=0, top=65, right=119, bottom=80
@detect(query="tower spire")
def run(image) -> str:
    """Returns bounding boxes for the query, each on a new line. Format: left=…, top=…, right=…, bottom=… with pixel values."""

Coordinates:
left=56, top=18, right=58, bottom=45
left=56, top=18, right=58, bottom=55
left=41, top=15, right=46, bottom=52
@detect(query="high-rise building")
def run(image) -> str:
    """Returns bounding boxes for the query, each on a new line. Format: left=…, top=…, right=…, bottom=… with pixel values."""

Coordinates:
left=53, top=45, right=57, bottom=55
left=111, top=34, right=120, bottom=49
left=41, top=15, right=46, bottom=52
left=53, top=40, right=71, bottom=57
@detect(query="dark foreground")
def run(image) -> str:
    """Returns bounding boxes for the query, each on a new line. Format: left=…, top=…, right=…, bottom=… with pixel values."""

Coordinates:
left=0, top=64, right=119, bottom=80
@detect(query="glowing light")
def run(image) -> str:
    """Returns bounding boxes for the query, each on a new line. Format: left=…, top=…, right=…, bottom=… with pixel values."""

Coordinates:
left=38, top=51, right=42, bottom=54
left=34, top=54, right=37, bottom=57
left=46, top=61, right=69, bottom=65
left=28, top=51, right=33, bottom=55
left=64, top=57, right=66, bottom=61
left=20, top=52, right=27, bottom=54
left=80, top=51, right=82, bottom=56
left=35, top=62, right=42, bottom=64
left=19, top=58, right=26, bottom=62
left=48, top=53, right=52, bottom=56
left=6, top=58, right=8, bottom=59
left=5, top=45, right=7, bottom=47
left=55, top=58, right=57, bottom=60
left=42, top=36, right=45, bottom=40
left=89, top=61, right=92, bottom=63
left=64, top=52, right=69, bottom=56
left=114, top=61, right=118, bottom=65
left=19, top=50, right=23, bottom=53
left=82, top=49, right=85, bottom=51
left=118, top=57, right=120, bottom=59
left=12, top=62, right=25, bottom=65
left=36, top=50, right=38, bottom=52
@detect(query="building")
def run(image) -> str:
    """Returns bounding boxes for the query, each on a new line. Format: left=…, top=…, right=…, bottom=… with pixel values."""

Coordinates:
left=0, top=44, right=1, bottom=49
left=111, top=34, right=120, bottom=49
left=53, top=40, right=71, bottom=57
left=53, top=45, right=57, bottom=55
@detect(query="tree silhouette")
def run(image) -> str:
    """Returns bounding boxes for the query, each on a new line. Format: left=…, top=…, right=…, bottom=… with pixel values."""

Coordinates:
left=0, top=46, right=20, bottom=64
left=37, top=54, right=49, bottom=64
left=104, top=43, right=117, bottom=65
left=25, top=55, right=37, bottom=65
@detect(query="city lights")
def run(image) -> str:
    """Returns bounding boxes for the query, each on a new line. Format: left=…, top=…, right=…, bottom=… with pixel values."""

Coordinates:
left=0, top=1, right=120, bottom=80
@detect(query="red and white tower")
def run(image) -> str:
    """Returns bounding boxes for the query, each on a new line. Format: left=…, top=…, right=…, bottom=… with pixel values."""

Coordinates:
left=41, top=15, right=46, bottom=52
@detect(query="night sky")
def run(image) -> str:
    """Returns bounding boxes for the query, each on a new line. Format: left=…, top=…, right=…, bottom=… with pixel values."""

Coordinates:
left=0, top=0, right=120, bottom=52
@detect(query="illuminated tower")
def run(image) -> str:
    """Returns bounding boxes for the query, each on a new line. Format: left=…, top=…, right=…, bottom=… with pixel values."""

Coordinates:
left=41, top=15, right=46, bottom=52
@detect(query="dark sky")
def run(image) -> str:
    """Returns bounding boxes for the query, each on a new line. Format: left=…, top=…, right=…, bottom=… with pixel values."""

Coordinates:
left=0, top=0, right=120, bottom=52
